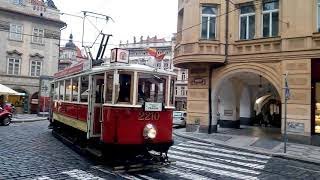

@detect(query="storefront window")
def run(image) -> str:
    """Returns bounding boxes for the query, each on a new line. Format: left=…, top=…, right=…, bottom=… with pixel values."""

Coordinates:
left=315, top=83, right=320, bottom=133
left=80, top=76, right=89, bottom=102
left=137, top=73, right=166, bottom=104
left=72, top=77, right=79, bottom=102
left=105, top=73, right=113, bottom=103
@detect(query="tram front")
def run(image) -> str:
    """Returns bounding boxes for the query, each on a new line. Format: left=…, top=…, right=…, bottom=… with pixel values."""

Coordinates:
left=101, top=64, right=176, bottom=158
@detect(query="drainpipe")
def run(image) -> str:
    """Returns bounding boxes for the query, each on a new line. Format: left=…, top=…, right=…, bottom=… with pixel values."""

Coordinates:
left=208, top=0, right=229, bottom=134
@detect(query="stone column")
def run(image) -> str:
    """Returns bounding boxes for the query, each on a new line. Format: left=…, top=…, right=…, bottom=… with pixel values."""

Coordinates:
left=186, top=64, right=212, bottom=133
left=282, top=59, right=312, bottom=139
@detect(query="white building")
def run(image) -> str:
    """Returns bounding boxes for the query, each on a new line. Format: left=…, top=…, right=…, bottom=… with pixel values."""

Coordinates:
left=0, top=0, right=65, bottom=113
left=119, top=35, right=188, bottom=111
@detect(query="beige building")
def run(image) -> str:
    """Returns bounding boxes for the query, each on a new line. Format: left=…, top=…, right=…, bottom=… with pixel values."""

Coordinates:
left=174, top=0, right=320, bottom=142
left=0, top=0, right=65, bottom=113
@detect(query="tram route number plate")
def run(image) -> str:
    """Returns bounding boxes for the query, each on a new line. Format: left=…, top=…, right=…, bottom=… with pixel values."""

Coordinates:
left=144, top=102, right=163, bottom=112
left=138, top=112, right=160, bottom=121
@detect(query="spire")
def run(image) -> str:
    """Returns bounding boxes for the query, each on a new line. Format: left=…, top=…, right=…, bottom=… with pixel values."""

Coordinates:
left=69, top=33, right=73, bottom=42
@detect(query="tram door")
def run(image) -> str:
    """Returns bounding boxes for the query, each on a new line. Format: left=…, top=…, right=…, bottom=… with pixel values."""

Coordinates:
left=88, top=74, right=104, bottom=137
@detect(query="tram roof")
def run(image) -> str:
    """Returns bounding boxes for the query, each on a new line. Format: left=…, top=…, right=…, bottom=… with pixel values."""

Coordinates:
left=54, top=62, right=176, bottom=80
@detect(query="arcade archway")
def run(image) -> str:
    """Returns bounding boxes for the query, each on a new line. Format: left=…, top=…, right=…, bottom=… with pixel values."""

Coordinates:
left=212, top=68, right=282, bottom=138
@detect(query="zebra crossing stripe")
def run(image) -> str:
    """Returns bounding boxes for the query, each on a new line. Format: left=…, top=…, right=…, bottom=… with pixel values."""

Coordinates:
left=92, top=166, right=144, bottom=180
left=172, top=145, right=268, bottom=163
left=169, top=149, right=266, bottom=169
left=169, top=154, right=261, bottom=175
left=187, top=141, right=271, bottom=159
left=136, top=174, right=160, bottom=180
left=61, top=169, right=105, bottom=180
left=161, top=167, right=212, bottom=180
left=173, top=161, right=259, bottom=180
left=33, top=176, right=54, bottom=180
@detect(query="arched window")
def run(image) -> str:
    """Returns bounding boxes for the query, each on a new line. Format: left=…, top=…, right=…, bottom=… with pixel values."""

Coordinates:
left=182, top=72, right=186, bottom=80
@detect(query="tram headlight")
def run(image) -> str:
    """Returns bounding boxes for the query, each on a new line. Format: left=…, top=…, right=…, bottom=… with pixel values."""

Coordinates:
left=143, top=124, right=157, bottom=139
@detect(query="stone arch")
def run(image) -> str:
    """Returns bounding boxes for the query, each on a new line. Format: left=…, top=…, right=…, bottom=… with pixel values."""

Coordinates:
left=211, top=63, right=282, bottom=126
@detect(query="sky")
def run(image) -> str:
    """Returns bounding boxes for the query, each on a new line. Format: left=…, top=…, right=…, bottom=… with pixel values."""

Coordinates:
left=54, top=0, right=178, bottom=55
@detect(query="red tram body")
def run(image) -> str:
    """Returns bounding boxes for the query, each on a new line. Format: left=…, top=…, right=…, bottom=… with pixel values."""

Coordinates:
left=50, top=61, right=176, bottom=159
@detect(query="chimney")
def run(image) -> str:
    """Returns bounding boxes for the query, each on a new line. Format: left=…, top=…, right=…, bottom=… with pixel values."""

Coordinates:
left=133, top=36, right=136, bottom=43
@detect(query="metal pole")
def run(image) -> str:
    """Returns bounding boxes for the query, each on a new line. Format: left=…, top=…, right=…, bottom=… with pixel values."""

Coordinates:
left=284, top=92, right=287, bottom=153
left=284, top=72, right=289, bottom=153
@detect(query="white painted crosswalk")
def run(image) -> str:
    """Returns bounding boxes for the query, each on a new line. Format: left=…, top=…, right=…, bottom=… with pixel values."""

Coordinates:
left=33, top=140, right=272, bottom=180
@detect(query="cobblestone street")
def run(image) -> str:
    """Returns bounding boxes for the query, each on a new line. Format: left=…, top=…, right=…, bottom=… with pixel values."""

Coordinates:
left=1, top=121, right=320, bottom=180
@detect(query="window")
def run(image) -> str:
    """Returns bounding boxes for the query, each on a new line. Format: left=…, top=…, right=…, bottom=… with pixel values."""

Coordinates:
left=182, top=72, right=186, bottom=80
left=164, top=62, right=169, bottom=70
left=181, top=87, right=186, bottom=96
left=65, top=79, right=71, bottom=101
left=71, top=77, right=79, bottom=102
left=262, top=0, right=279, bottom=37
left=7, top=58, right=20, bottom=75
left=117, top=74, right=132, bottom=103
left=105, top=73, right=113, bottom=103
left=53, top=82, right=59, bottom=100
left=175, top=86, right=178, bottom=96
left=9, top=24, right=23, bottom=41
left=318, top=0, right=320, bottom=32
left=59, top=81, right=65, bottom=100
left=12, top=0, right=22, bottom=5
left=80, top=76, right=89, bottom=102
left=32, top=27, right=44, bottom=44
left=156, top=62, right=162, bottom=68
left=239, top=5, right=255, bottom=40
left=201, top=5, right=217, bottom=40
left=30, top=61, right=41, bottom=76
left=137, top=73, right=167, bottom=104
left=170, top=79, right=175, bottom=105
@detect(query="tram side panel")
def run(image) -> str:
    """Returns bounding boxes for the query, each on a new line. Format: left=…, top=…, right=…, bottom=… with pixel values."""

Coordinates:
left=53, top=101, right=88, bottom=132
left=102, top=107, right=173, bottom=145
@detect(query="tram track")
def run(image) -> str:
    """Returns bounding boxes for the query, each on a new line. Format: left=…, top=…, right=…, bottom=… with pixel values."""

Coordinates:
left=52, top=129, right=171, bottom=173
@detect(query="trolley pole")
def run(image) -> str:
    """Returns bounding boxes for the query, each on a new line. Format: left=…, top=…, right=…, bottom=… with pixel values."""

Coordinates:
left=284, top=72, right=290, bottom=153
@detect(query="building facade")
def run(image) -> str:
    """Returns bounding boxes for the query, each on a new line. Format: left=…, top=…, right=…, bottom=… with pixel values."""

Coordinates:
left=59, top=34, right=87, bottom=71
left=0, top=0, right=65, bottom=113
left=174, top=0, right=320, bottom=142
left=120, top=36, right=188, bottom=111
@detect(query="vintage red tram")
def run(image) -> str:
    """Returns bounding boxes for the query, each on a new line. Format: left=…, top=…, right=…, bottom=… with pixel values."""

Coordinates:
left=49, top=59, right=176, bottom=160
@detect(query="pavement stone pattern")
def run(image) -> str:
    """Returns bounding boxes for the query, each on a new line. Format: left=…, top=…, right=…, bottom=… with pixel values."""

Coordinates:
left=1, top=122, right=320, bottom=179
left=11, top=114, right=47, bottom=123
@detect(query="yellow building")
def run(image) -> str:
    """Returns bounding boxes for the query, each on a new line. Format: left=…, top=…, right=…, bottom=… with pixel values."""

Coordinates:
left=174, top=0, right=320, bottom=142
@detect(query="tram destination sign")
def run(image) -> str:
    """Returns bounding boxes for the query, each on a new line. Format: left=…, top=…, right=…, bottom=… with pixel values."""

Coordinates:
left=111, top=48, right=129, bottom=64
left=144, top=102, right=163, bottom=112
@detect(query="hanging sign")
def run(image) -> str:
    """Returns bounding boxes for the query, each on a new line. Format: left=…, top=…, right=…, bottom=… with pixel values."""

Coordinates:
left=110, top=48, right=129, bottom=64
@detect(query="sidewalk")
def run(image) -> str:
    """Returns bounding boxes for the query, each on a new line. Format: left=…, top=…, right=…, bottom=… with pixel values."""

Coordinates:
left=174, top=128, right=320, bottom=165
left=11, top=114, right=47, bottom=123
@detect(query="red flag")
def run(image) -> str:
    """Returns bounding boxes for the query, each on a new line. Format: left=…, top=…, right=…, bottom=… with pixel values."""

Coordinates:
left=147, top=48, right=165, bottom=61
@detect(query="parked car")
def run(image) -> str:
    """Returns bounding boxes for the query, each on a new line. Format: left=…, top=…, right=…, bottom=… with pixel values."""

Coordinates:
left=173, top=111, right=186, bottom=127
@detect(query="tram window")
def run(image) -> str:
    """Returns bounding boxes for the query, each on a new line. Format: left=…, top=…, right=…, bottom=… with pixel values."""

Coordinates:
left=170, top=79, right=175, bottom=105
left=59, top=81, right=64, bottom=100
left=72, top=77, right=79, bottom=102
left=137, top=73, right=167, bottom=104
left=117, top=74, right=132, bottom=103
left=65, top=79, right=71, bottom=101
left=105, top=74, right=113, bottom=103
left=53, top=82, right=58, bottom=100
left=80, top=76, right=89, bottom=102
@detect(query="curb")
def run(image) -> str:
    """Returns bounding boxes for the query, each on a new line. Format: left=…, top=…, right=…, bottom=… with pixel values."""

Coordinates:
left=173, top=131, right=320, bottom=166
left=12, top=118, right=47, bottom=123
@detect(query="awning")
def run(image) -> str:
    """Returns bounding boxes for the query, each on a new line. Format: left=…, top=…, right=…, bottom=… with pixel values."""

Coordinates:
left=0, top=84, right=19, bottom=95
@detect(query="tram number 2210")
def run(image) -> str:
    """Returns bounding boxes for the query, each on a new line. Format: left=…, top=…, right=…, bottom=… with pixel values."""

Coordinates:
left=138, top=112, right=160, bottom=121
